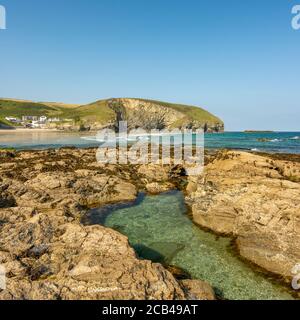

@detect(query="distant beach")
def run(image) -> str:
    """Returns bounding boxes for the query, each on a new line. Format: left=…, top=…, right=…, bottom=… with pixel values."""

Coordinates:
left=0, top=128, right=60, bottom=133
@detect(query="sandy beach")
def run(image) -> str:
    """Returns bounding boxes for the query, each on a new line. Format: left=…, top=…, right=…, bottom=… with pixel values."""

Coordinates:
left=0, top=128, right=60, bottom=133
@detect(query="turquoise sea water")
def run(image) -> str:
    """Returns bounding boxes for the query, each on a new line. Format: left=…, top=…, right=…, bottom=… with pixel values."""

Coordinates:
left=83, top=191, right=295, bottom=300
left=0, top=131, right=300, bottom=153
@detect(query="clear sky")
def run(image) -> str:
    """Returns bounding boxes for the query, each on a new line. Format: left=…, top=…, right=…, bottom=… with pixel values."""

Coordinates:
left=0, top=0, right=299, bottom=131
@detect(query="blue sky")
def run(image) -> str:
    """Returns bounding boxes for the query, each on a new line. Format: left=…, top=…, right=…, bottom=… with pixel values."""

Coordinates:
left=0, top=0, right=299, bottom=131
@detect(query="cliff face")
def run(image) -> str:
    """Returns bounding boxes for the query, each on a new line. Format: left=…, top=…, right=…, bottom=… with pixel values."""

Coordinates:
left=107, top=98, right=224, bottom=132
left=108, top=98, right=184, bottom=131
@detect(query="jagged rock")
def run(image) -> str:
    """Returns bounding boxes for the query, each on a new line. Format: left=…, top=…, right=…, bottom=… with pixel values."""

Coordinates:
left=0, top=147, right=207, bottom=300
left=179, top=279, right=215, bottom=300
left=0, top=191, right=16, bottom=208
left=138, top=164, right=170, bottom=181
left=0, top=222, right=186, bottom=300
left=145, top=182, right=175, bottom=194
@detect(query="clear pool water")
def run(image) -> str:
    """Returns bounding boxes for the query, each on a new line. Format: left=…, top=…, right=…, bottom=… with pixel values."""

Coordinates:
left=84, top=191, right=295, bottom=300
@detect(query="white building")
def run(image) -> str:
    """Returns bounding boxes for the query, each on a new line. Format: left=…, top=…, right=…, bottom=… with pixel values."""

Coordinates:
left=48, top=117, right=61, bottom=122
left=39, top=116, right=47, bottom=123
left=22, top=116, right=38, bottom=121
left=5, top=117, right=17, bottom=122
left=31, top=121, right=40, bottom=128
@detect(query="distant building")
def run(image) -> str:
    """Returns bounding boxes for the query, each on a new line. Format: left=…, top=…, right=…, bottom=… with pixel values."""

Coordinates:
left=48, top=117, right=61, bottom=122
left=5, top=117, right=17, bottom=122
left=31, top=121, right=40, bottom=128
left=39, top=116, right=47, bottom=123
left=22, top=116, right=38, bottom=121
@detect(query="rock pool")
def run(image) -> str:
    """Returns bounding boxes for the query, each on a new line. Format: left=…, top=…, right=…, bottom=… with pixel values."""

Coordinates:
left=83, top=191, right=294, bottom=300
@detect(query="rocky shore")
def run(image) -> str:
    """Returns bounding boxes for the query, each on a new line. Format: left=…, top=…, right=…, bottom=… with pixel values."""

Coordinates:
left=186, top=150, right=300, bottom=284
left=0, top=148, right=214, bottom=300
left=0, top=147, right=299, bottom=300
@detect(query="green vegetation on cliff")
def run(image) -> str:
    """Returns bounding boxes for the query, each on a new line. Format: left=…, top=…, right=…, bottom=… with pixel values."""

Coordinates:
left=72, top=100, right=116, bottom=123
left=137, top=98, right=223, bottom=127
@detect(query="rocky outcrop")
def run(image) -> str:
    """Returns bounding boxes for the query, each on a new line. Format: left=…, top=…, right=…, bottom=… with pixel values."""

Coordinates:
left=4, top=147, right=298, bottom=299
left=0, top=148, right=213, bottom=300
left=186, top=150, right=300, bottom=280
left=108, top=98, right=184, bottom=131
left=108, top=98, right=224, bottom=132
left=0, top=218, right=186, bottom=299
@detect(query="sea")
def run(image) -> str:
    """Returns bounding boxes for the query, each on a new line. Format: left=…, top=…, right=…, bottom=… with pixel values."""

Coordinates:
left=0, top=131, right=300, bottom=154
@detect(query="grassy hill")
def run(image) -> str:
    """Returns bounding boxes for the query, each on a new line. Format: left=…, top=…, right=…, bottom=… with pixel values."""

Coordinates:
left=0, top=98, right=115, bottom=124
left=137, top=98, right=223, bottom=127
left=71, top=100, right=116, bottom=123
left=0, top=97, right=223, bottom=130
left=0, top=99, right=60, bottom=117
